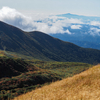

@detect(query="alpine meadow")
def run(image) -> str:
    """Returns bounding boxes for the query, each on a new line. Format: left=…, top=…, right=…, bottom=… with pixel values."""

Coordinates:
left=0, top=0, right=100, bottom=99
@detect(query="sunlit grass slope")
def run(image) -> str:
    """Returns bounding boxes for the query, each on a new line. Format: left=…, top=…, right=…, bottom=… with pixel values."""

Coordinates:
left=0, top=50, right=6, bottom=57
left=14, top=64, right=100, bottom=100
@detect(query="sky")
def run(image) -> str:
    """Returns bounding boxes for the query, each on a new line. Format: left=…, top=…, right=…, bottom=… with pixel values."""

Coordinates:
left=0, top=0, right=100, bottom=35
left=0, top=0, right=100, bottom=16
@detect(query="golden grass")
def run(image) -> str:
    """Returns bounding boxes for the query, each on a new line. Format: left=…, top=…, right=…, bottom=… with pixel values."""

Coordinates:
left=0, top=51, right=6, bottom=57
left=13, top=64, right=100, bottom=100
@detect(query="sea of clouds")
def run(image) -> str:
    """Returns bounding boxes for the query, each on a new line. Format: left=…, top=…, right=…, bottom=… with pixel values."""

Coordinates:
left=0, top=6, right=100, bottom=35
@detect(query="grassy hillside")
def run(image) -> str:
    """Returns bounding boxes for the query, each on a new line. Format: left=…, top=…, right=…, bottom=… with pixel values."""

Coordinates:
left=14, top=64, right=100, bottom=100
left=0, top=51, right=92, bottom=100
left=29, top=60, right=92, bottom=78
left=1, top=21, right=100, bottom=64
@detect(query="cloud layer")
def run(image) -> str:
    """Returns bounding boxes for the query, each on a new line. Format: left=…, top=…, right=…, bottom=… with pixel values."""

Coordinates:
left=71, top=25, right=82, bottom=29
left=89, top=28, right=100, bottom=35
left=0, top=7, right=83, bottom=34
left=0, top=7, right=100, bottom=35
left=90, top=21, right=100, bottom=28
left=0, top=7, right=34, bottom=31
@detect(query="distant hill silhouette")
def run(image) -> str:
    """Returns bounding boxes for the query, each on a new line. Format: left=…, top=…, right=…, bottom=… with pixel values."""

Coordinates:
left=0, top=21, right=100, bottom=64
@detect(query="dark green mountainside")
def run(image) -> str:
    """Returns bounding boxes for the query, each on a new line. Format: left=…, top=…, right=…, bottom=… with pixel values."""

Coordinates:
left=0, top=21, right=100, bottom=64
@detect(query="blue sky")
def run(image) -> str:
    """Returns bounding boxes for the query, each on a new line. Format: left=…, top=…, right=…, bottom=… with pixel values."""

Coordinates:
left=0, top=0, right=100, bottom=16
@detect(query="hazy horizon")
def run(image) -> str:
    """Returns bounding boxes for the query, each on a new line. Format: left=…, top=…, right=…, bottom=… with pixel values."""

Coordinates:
left=0, top=0, right=100, bottom=17
left=0, top=0, right=100, bottom=34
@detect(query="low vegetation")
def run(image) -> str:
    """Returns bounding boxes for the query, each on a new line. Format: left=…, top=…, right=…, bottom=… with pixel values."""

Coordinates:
left=0, top=56, right=61, bottom=100
left=0, top=50, right=92, bottom=100
left=14, top=64, right=100, bottom=100
left=29, top=60, right=92, bottom=78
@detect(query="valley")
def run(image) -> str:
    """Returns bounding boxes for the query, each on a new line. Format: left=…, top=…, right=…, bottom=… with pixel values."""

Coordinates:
left=0, top=21, right=99, bottom=100
left=0, top=21, right=100, bottom=64
left=0, top=50, right=92, bottom=99
left=0, top=1, right=100, bottom=99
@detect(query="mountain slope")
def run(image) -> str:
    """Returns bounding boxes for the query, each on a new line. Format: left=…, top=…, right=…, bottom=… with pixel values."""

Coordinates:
left=51, top=32, right=100, bottom=50
left=0, top=21, right=49, bottom=60
left=0, top=21, right=100, bottom=63
left=14, top=64, right=100, bottom=100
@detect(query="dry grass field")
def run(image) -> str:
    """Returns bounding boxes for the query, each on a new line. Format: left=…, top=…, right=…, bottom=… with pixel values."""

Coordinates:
left=13, top=64, right=100, bottom=100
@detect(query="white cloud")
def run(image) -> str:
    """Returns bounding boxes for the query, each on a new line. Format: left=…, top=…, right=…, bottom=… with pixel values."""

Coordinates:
left=71, top=25, right=82, bottom=29
left=0, top=6, right=84, bottom=34
left=89, top=27, right=100, bottom=35
left=65, top=18, right=83, bottom=24
left=90, top=21, right=100, bottom=27
left=0, top=6, right=34, bottom=31
left=66, top=29, right=71, bottom=34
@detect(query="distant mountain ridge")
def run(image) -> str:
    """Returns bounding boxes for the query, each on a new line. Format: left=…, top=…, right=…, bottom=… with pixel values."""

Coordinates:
left=50, top=32, right=100, bottom=50
left=0, top=21, right=100, bottom=64
left=48, top=13, right=100, bottom=50
left=57, top=13, right=100, bottom=21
